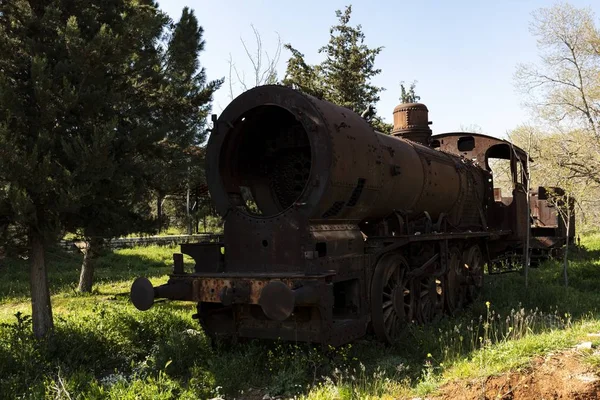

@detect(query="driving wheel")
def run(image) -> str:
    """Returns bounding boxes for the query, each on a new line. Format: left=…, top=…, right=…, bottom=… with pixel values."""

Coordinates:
left=371, top=252, right=414, bottom=344
left=445, top=246, right=467, bottom=314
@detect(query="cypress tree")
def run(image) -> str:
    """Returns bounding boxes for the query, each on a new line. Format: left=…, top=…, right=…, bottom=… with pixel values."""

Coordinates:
left=153, top=7, right=223, bottom=234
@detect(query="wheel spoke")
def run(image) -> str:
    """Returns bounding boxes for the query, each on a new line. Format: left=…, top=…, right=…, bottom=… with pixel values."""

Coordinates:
left=386, top=316, right=396, bottom=336
left=390, top=316, right=398, bottom=335
left=445, top=248, right=465, bottom=315
left=372, top=253, right=413, bottom=344
left=383, top=304, right=394, bottom=322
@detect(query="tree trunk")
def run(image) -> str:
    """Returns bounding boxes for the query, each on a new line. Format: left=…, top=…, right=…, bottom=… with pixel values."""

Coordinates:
left=77, top=238, right=100, bottom=293
left=157, top=193, right=163, bottom=234
left=563, top=212, right=570, bottom=287
left=524, top=134, right=532, bottom=288
left=29, top=231, right=54, bottom=338
left=186, top=182, right=192, bottom=235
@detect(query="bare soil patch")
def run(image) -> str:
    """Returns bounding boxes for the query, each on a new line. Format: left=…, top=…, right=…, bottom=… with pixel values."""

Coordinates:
left=436, top=350, right=600, bottom=400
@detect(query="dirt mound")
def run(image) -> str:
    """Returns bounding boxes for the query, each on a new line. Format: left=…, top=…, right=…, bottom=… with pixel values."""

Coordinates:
left=437, top=350, right=600, bottom=400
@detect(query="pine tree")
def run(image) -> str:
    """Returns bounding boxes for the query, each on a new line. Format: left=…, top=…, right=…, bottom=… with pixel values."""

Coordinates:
left=0, top=0, right=83, bottom=337
left=75, top=6, right=222, bottom=292
left=153, top=7, right=223, bottom=234
left=318, top=5, right=385, bottom=113
left=164, top=7, right=223, bottom=148
left=281, top=44, right=325, bottom=99
left=282, top=5, right=387, bottom=130
left=59, top=0, right=173, bottom=293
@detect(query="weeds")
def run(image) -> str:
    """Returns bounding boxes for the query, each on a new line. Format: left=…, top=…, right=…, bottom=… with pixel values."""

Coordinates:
left=1, top=235, right=600, bottom=399
left=433, top=302, right=572, bottom=366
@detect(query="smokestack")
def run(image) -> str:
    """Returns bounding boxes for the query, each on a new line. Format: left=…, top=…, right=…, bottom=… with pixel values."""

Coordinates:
left=391, top=103, right=432, bottom=146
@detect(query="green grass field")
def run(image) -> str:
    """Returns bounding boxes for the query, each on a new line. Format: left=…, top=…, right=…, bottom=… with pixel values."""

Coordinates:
left=1, top=235, right=600, bottom=399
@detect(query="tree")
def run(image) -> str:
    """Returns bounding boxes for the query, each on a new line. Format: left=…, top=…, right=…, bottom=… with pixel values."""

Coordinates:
left=0, top=0, right=221, bottom=335
left=509, top=125, right=599, bottom=232
left=76, top=7, right=222, bottom=291
left=318, top=5, right=385, bottom=113
left=281, top=44, right=325, bottom=99
left=518, top=126, right=535, bottom=289
left=546, top=188, right=576, bottom=287
left=227, top=25, right=282, bottom=100
left=515, top=3, right=600, bottom=185
left=152, top=7, right=223, bottom=236
left=538, top=137, right=584, bottom=288
left=509, top=125, right=595, bottom=287
left=282, top=5, right=389, bottom=131
left=513, top=3, right=600, bottom=235
left=524, top=128, right=533, bottom=288
left=62, top=3, right=170, bottom=293
left=399, top=80, right=421, bottom=103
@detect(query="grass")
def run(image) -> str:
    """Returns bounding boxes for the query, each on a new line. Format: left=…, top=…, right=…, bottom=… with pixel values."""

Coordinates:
left=1, top=234, right=600, bottom=399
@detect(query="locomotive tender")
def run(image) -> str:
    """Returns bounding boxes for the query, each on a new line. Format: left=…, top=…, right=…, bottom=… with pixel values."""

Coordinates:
left=131, top=85, right=572, bottom=346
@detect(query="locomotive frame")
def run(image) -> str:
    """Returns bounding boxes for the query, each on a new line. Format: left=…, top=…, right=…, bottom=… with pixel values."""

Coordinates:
left=130, top=85, right=574, bottom=346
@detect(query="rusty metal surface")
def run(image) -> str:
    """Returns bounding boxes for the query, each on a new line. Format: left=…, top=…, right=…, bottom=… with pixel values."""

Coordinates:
left=207, top=86, right=486, bottom=225
left=391, top=103, right=432, bottom=145
left=130, top=85, right=575, bottom=347
left=430, top=132, right=531, bottom=247
left=430, top=132, right=530, bottom=167
left=530, top=186, right=576, bottom=249
left=191, top=277, right=309, bottom=304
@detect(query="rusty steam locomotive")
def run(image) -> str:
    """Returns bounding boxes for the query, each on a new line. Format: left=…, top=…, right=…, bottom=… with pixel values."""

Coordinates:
left=131, top=85, right=574, bottom=346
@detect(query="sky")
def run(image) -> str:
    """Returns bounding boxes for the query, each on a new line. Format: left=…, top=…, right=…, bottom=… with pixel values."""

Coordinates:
left=158, top=0, right=599, bottom=139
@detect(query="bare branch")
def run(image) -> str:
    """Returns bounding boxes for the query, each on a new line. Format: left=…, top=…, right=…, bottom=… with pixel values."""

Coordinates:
left=227, top=53, right=235, bottom=101
left=228, top=24, right=283, bottom=98
left=233, top=65, right=247, bottom=93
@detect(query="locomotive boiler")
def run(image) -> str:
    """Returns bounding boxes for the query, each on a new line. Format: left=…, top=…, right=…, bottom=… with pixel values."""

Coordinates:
left=130, top=85, right=559, bottom=345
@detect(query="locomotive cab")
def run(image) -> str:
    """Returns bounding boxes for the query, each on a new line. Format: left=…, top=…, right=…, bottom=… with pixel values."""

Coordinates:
left=431, top=133, right=531, bottom=260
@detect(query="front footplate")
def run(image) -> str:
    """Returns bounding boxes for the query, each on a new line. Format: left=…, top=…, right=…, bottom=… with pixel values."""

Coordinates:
left=131, top=271, right=367, bottom=346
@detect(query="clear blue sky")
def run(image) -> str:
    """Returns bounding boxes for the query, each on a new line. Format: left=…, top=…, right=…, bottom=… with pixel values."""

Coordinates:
left=158, top=0, right=599, bottom=139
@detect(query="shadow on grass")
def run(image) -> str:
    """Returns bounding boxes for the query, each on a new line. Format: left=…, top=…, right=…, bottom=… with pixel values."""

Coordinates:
left=0, top=244, right=190, bottom=303
left=0, top=304, right=282, bottom=398
left=1, top=238, right=599, bottom=398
